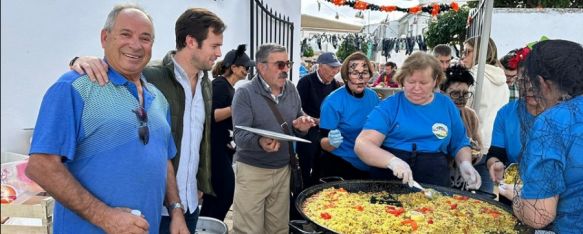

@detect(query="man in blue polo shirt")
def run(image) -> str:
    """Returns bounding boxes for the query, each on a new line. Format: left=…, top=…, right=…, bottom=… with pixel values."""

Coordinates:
left=26, top=5, right=183, bottom=234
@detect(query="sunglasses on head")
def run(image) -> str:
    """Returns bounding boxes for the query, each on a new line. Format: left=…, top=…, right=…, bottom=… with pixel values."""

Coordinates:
left=132, top=107, right=149, bottom=145
left=264, top=61, right=293, bottom=70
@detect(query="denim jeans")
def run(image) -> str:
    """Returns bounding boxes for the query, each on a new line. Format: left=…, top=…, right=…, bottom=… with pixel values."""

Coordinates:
left=159, top=207, right=199, bottom=234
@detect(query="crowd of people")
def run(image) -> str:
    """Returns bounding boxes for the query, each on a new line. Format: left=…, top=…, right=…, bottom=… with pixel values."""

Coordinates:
left=24, top=3, right=582, bottom=234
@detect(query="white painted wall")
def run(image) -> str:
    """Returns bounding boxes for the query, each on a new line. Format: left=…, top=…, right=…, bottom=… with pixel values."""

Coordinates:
left=491, top=8, right=583, bottom=57
left=1, top=0, right=301, bottom=154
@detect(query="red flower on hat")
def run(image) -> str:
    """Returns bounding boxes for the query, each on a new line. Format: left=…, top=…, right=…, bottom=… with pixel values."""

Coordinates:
left=354, top=1, right=369, bottom=10
left=431, top=4, right=440, bottom=16
left=508, top=47, right=531, bottom=70
left=451, top=2, right=460, bottom=12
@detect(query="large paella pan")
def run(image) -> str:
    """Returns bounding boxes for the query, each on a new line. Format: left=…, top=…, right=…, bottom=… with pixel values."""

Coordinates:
left=294, top=180, right=532, bottom=234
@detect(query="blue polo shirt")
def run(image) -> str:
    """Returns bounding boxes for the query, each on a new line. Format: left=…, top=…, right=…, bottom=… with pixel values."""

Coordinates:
left=363, top=92, right=469, bottom=157
left=30, top=68, right=176, bottom=234
left=520, top=96, right=583, bottom=233
left=320, top=87, right=379, bottom=171
left=490, top=100, right=535, bottom=163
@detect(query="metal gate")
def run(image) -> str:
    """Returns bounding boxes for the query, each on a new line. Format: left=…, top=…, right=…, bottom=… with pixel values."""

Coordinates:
left=465, top=0, right=494, bottom=111
left=249, top=0, right=295, bottom=80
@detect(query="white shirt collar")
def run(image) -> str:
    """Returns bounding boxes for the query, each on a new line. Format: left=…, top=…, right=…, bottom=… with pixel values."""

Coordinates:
left=316, top=68, right=332, bottom=85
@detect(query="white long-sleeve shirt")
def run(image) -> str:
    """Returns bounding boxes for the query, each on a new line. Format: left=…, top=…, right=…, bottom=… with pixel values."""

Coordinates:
left=162, top=57, right=205, bottom=215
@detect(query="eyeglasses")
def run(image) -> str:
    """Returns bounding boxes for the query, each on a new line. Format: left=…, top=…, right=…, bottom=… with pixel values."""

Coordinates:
left=448, top=91, right=473, bottom=99
left=264, top=61, right=293, bottom=70
left=505, top=73, right=517, bottom=80
left=348, top=70, right=371, bottom=79
left=132, top=107, right=149, bottom=145
left=463, top=49, right=473, bottom=56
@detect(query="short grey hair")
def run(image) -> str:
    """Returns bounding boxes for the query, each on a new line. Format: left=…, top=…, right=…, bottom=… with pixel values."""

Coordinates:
left=255, top=43, right=287, bottom=63
left=103, top=4, right=154, bottom=37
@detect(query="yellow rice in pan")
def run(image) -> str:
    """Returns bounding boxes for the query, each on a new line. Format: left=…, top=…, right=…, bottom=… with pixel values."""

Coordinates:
left=303, top=187, right=518, bottom=234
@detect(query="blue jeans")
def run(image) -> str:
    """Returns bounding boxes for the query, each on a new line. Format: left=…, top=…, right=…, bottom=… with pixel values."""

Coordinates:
left=159, top=207, right=199, bottom=234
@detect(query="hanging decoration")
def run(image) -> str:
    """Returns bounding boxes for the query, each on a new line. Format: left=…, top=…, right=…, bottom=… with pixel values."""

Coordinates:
left=431, top=4, right=440, bottom=16
left=324, top=0, right=460, bottom=15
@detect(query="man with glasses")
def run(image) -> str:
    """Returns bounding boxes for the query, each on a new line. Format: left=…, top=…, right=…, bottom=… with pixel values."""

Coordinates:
left=69, top=8, right=225, bottom=234
left=500, top=49, right=521, bottom=102
left=231, top=43, right=316, bottom=233
left=296, top=52, right=341, bottom=188
left=26, top=5, right=181, bottom=233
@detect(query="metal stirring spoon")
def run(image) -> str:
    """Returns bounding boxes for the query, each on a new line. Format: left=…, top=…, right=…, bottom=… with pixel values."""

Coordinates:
left=410, top=180, right=436, bottom=199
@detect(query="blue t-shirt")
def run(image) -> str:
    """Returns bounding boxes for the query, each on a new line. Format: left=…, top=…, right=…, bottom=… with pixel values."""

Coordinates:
left=363, top=92, right=469, bottom=156
left=320, top=87, right=379, bottom=171
left=520, top=96, right=583, bottom=233
left=491, top=100, right=535, bottom=163
left=30, top=69, right=176, bottom=234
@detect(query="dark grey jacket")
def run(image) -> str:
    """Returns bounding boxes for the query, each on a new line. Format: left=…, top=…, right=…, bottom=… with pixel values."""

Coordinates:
left=232, top=75, right=305, bottom=169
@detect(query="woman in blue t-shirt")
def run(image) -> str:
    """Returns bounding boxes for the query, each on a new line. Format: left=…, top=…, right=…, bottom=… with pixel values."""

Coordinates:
left=355, top=52, right=481, bottom=189
left=319, top=52, right=379, bottom=180
left=485, top=65, right=542, bottom=184
left=498, top=40, right=583, bottom=233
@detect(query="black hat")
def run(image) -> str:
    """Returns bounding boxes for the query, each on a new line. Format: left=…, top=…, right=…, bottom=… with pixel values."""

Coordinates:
left=223, top=44, right=255, bottom=68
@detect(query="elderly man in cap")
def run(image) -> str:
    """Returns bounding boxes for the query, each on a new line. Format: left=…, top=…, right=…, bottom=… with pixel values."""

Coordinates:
left=296, top=52, right=342, bottom=189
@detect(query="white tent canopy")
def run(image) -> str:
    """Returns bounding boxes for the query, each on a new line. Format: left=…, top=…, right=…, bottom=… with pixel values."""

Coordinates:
left=301, top=14, right=363, bottom=32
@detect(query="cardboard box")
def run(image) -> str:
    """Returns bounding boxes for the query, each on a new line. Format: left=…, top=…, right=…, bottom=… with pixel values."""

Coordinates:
left=1, top=195, right=53, bottom=234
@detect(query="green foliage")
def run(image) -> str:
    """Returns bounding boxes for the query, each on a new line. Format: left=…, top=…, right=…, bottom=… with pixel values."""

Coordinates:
left=303, top=45, right=314, bottom=58
left=335, top=39, right=368, bottom=61
left=424, top=7, right=470, bottom=57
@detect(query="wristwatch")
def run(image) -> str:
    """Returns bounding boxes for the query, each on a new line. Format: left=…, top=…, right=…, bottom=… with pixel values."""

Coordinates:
left=166, top=202, right=184, bottom=212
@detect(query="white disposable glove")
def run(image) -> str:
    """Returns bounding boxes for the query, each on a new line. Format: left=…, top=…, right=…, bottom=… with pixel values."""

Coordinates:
left=460, top=161, right=482, bottom=190
left=328, top=129, right=343, bottom=148
left=498, top=182, right=522, bottom=201
left=386, top=157, right=413, bottom=186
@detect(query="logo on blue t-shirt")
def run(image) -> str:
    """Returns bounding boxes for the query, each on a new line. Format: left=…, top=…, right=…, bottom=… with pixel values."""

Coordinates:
left=432, top=123, right=448, bottom=139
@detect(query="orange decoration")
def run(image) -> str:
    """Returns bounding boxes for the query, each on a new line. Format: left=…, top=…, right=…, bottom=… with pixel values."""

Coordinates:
left=409, top=6, right=422, bottom=14
left=332, top=0, right=345, bottom=6
left=354, top=1, right=369, bottom=10
left=431, top=4, right=440, bottom=16
left=380, top=5, right=397, bottom=12
left=451, top=2, right=460, bottom=12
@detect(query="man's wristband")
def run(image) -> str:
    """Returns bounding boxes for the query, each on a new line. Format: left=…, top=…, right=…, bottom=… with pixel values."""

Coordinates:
left=69, top=56, right=79, bottom=67
left=166, top=202, right=184, bottom=212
